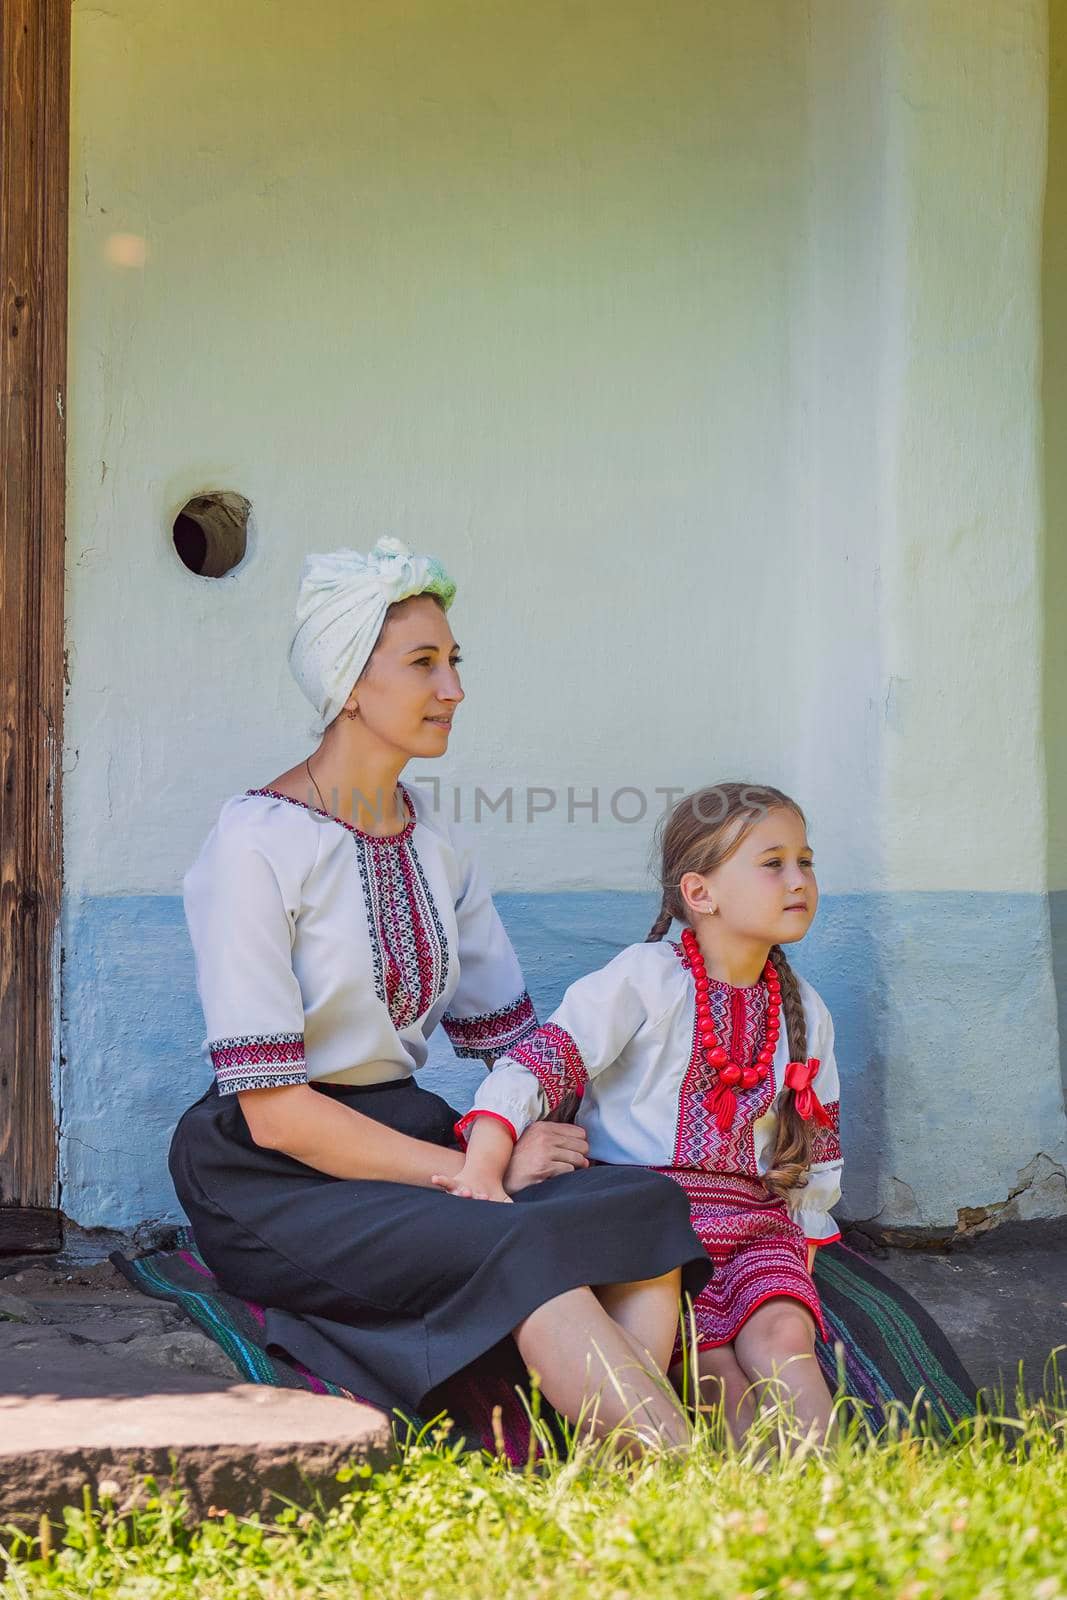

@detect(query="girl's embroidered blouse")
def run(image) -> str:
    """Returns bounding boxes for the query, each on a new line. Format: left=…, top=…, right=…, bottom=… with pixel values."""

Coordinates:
left=183, top=785, right=537, bottom=1095
left=463, top=940, right=843, bottom=1245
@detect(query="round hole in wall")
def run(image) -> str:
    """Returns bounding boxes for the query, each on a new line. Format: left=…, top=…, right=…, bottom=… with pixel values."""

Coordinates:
left=172, top=491, right=251, bottom=577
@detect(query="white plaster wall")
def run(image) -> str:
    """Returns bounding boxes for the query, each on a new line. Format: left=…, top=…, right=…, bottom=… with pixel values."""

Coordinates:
left=65, top=0, right=851, bottom=900
left=790, top=1, right=892, bottom=894
left=863, top=0, right=1066, bottom=1218
left=60, top=0, right=1067, bottom=1233
left=877, top=0, right=1050, bottom=895
left=67, top=2, right=1053, bottom=904
left=792, top=0, right=1052, bottom=901
left=1045, top=0, right=1067, bottom=894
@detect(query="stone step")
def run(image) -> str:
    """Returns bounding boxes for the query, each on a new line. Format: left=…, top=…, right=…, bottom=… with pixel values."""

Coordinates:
left=0, top=1385, right=395, bottom=1527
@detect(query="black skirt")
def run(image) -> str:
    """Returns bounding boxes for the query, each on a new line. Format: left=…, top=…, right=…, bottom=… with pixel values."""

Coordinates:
left=169, top=1079, right=711, bottom=1416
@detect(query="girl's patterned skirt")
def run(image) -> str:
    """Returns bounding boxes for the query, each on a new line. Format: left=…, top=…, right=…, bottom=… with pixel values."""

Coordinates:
left=659, top=1170, right=827, bottom=1353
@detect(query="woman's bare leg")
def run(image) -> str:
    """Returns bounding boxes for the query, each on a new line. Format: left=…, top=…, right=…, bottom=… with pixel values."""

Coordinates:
left=513, top=1284, right=689, bottom=1454
left=670, top=1344, right=758, bottom=1446
left=732, top=1299, right=834, bottom=1443
left=595, top=1268, right=682, bottom=1372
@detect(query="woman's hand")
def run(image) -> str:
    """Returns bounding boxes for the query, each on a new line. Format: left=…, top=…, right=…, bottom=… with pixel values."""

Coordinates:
left=431, top=1164, right=512, bottom=1203
left=807, top=1243, right=817, bottom=1274
left=503, top=1122, right=590, bottom=1193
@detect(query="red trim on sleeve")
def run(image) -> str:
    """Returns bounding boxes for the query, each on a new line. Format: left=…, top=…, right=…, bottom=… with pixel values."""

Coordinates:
left=806, top=1230, right=842, bottom=1248
left=453, top=1109, right=518, bottom=1149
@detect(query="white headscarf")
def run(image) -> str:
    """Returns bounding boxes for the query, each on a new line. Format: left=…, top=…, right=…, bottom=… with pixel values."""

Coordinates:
left=288, top=537, right=457, bottom=726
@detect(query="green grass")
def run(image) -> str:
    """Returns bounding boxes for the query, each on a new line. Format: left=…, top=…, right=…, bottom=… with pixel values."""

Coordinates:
left=3, top=1396, right=1066, bottom=1600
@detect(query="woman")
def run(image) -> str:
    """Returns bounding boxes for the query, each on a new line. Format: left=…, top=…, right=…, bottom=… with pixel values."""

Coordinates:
left=169, top=538, right=710, bottom=1452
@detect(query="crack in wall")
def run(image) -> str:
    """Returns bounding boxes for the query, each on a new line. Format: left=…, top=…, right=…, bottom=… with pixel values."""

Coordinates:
left=857, top=1154, right=1067, bottom=1246
left=954, top=1154, right=1067, bottom=1239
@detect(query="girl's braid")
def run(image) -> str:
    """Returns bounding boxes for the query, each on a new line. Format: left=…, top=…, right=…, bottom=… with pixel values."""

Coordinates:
left=770, top=944, right=807, bottom=1060
left=645, top=893, right=673, bottom=942
left=763, top=944, right=815, bottom=1198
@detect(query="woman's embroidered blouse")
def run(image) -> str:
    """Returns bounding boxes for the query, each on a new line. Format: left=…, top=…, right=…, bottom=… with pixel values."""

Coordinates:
left=184, top=785, right=537, bottom=1095
left=464, top=940, right=843, bottom=1245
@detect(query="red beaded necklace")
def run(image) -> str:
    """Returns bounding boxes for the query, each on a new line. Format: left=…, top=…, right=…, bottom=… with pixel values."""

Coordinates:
left=680, top=926, right=782, bottom=1133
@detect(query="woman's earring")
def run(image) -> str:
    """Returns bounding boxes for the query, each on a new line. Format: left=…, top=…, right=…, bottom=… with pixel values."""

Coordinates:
left=344, top=704, right=359, bottom=721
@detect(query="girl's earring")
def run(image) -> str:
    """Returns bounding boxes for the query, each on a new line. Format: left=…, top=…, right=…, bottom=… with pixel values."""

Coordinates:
left=344, top=704, right=360, bottom=721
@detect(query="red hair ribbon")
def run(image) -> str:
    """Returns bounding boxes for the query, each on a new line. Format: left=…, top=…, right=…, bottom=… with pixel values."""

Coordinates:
left=784, top=1058, right=833, bottom=1128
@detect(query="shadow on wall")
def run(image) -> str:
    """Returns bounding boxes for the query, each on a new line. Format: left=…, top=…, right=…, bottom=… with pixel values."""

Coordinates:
left=1044, top=0, right=1067, bottom=1112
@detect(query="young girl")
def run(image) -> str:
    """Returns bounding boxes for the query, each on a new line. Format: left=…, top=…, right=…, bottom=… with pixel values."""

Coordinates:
left=436, top=783, right=843, bottom=1442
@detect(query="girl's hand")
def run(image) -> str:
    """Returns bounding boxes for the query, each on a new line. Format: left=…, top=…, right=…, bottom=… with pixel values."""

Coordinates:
left=431, top=1166, right=513, bottom=1203
left=807, top=1244, right=817, bottom=1274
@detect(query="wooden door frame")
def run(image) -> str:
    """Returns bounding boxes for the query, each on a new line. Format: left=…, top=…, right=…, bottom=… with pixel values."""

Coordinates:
left=0, top=0, right=69, bottom=1252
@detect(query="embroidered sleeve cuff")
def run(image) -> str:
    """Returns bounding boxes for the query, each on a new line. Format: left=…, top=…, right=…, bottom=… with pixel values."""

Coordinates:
left=810, top=1102, right=842, bottom=1165
left=505, top=1024, right=589, bottom=1115
left=806, top=1230, right=843, bottom=1248
left=210, top=1032, right=308, bottom=1095
left=454, top=1109, right=519, bottom=1149
left=442, top=992, right=538, bottom=1066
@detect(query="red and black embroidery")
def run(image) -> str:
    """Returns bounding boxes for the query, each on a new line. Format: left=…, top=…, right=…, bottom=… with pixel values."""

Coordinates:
left=247, top=785, right=448, bottom=1032
left=507, top=1023, right=588, bottom=1115
left=210, top=1032, right=307, bottom=1095
left=352, top=832, right=449, bottom=1029
left=671, top=946, right=776, bottom=1174
left=443, top=991, right=538, bottom=1066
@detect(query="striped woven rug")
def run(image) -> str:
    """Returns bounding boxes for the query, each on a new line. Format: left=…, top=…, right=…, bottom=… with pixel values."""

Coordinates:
left=113, top=1234, right=977, bottom=1461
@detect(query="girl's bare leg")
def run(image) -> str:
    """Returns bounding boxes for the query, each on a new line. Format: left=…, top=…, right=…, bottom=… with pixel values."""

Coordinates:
left=513, top=1284, right=689, bottom=1454
left=732, top=1299, right=834, bottom=1443
left=670, top=1344, right=758, bottom=1446
left=595, top=1268, right=683, bottom=1372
